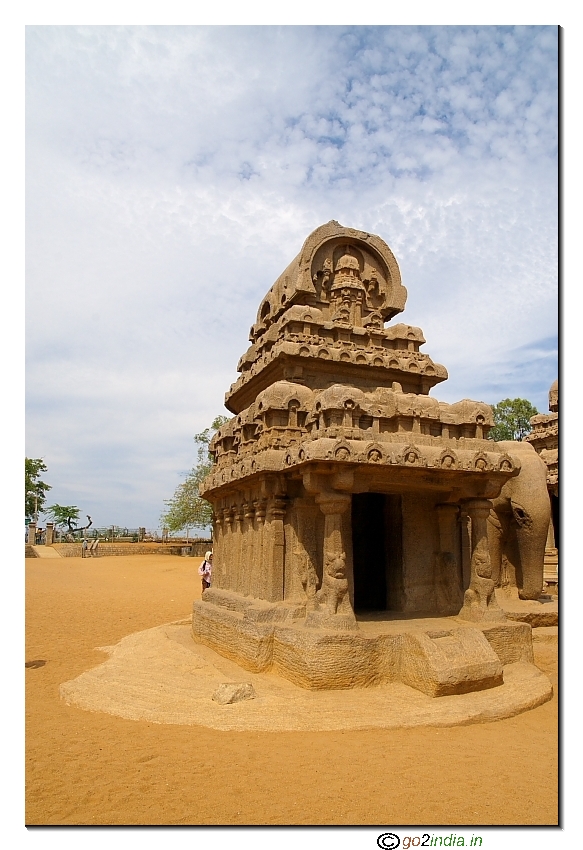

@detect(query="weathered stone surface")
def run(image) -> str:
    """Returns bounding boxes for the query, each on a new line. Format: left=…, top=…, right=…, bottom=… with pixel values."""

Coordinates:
left=479, top=621, right=534, bottom=665
left=60, top=623, right=553, bottom=731
left=192, top=597, right=541, bottom=695
left=494, top=588, right=558, bottom=628
left=532, top=626, right=558, bottom=643
left=192, top=600, right=274, bottom=673
left=192, top=222, right=552, bottom=698
left=504, top=609, right=558, bottom=628
left=212, top=682, right=256, bottom=705
left=399, top=628, right=503, bottom=697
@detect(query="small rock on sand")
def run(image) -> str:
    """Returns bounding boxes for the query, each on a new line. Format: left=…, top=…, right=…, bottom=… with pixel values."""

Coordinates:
left=212, top=683, right=256, bottom=705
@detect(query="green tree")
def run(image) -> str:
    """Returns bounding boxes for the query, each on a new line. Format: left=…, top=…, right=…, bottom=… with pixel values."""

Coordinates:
left=488, top=398, right=538, bottom=442
left=161, top=415, right=229, bottom=532
left=25, top=458, right=51, bottom=521
left=45, top=504, right=93, bottom=534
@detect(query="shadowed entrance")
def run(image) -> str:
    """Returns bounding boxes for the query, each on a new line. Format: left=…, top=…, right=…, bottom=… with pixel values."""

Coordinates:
left=352, top=493, right=403, bottom=612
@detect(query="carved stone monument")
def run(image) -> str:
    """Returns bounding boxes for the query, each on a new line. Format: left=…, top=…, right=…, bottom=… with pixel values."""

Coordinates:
left=526, top=380, right=559, bottom=589
left=192, top=222, right=547, bottom=694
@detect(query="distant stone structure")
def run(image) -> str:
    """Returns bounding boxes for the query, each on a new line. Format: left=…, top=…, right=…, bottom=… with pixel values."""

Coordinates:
left=45, top=522, right=55, bottom=545
left=526, top=379, right=559, bottom=588
left=27, top=522, right=37, bottom=545
left=192, top=222, right=550, bottom=694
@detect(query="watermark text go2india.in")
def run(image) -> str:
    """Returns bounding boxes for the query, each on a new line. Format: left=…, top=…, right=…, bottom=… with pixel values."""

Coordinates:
left=378, top=832, right=483, bottom=849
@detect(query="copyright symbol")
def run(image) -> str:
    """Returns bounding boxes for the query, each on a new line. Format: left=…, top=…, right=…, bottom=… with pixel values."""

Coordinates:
left=377, top=833, right=400, bottom=849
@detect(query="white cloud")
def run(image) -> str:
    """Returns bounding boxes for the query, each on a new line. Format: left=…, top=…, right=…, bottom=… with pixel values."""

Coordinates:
left=26, top=25, right=558, bottom=528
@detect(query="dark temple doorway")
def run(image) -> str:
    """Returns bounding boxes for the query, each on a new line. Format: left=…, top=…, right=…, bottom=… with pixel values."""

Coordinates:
left=351, top=493, right=403, bottom=612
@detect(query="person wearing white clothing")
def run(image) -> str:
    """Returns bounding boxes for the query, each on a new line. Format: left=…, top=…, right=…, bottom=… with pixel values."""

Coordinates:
left=198, top=551, right=213, bottom=592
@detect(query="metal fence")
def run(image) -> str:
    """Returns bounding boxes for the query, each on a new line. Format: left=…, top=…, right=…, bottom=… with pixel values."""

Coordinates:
left=50, top=526, right=211, bottom=544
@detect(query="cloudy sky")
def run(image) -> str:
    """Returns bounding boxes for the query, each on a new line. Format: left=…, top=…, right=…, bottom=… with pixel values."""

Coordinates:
left=25, top=25, right=558, bottom=531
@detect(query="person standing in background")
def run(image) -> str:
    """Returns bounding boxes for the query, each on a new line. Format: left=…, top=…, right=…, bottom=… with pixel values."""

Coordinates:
left=198, top=551, right=213, bottom=593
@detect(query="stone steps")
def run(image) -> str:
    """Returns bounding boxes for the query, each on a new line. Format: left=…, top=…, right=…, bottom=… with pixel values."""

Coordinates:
left=31, top=545, right=62, bottom=559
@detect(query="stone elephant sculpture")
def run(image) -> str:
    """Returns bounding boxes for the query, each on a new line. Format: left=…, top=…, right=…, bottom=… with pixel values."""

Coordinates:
left=488, top=441, right=551, bottom=600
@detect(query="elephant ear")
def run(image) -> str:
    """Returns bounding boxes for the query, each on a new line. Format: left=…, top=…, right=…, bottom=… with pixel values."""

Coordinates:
left=511, top=501, right=533, bottom=529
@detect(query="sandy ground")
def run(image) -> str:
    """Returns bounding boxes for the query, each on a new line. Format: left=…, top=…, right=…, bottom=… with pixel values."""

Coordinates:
left=26, top=554, right=558, bottom=826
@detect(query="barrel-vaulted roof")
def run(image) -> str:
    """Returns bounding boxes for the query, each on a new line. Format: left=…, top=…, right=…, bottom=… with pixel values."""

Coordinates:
left=250, top=221, right=407, bottom=341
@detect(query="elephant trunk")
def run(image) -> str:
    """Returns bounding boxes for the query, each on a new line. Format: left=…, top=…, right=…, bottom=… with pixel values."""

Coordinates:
left=512, top=497, right=550, bottom=600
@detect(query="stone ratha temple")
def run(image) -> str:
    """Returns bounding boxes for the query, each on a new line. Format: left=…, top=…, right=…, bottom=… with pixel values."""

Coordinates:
left=192, top=221, right=547, bottom=696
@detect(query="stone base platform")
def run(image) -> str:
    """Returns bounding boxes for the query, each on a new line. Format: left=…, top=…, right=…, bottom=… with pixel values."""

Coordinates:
left=60, top=621, right=553, bottom=732
left=192, top=591, right=536, bottom=696
left=532, top=626, right=558, bottom=643
left=495, top=587, right=559, bottom=627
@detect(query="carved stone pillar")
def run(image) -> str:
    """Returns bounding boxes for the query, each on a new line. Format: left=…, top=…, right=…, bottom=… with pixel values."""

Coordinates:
left=242, top=501, right=256, bottom=596
left=294, top=501, right=319, bottom=610
left=306, top=492, right=357, bottom=630
left=288, top=402, right=299, bottom=429
left=435, top=504, right=463, bottom=613
left=239, top=502, right=250, bottom=594
left=45, top=522, right=54, bottom=546
left=284, top=509, right=300, bottom=603
left=221, top=507, right=234, bottom=590
left=458, top=498, right=505, bottom=622
left=318, top=493, right=349, bottom=553
left=216, top=509, right=229, bottom=589
left=251, top=499, right=267, bottom=599
left=212, top=513, right=221, bottom=584
left=233, top=504, right=244, bottom=594
left=27, top=522, right=36, bottom=546
left=264, top=496, right=287, bottom=602
left=343, top=400, right=354, bottom=429
left=459, top=507, right=471, bottom=591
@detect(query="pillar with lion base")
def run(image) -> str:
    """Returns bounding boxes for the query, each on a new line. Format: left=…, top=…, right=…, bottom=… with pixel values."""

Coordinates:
left=304, top=491, right=356, bottom=631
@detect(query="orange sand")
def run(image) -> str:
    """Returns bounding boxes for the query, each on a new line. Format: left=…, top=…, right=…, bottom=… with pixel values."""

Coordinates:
left=25, top=554, right=558, bottom=825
